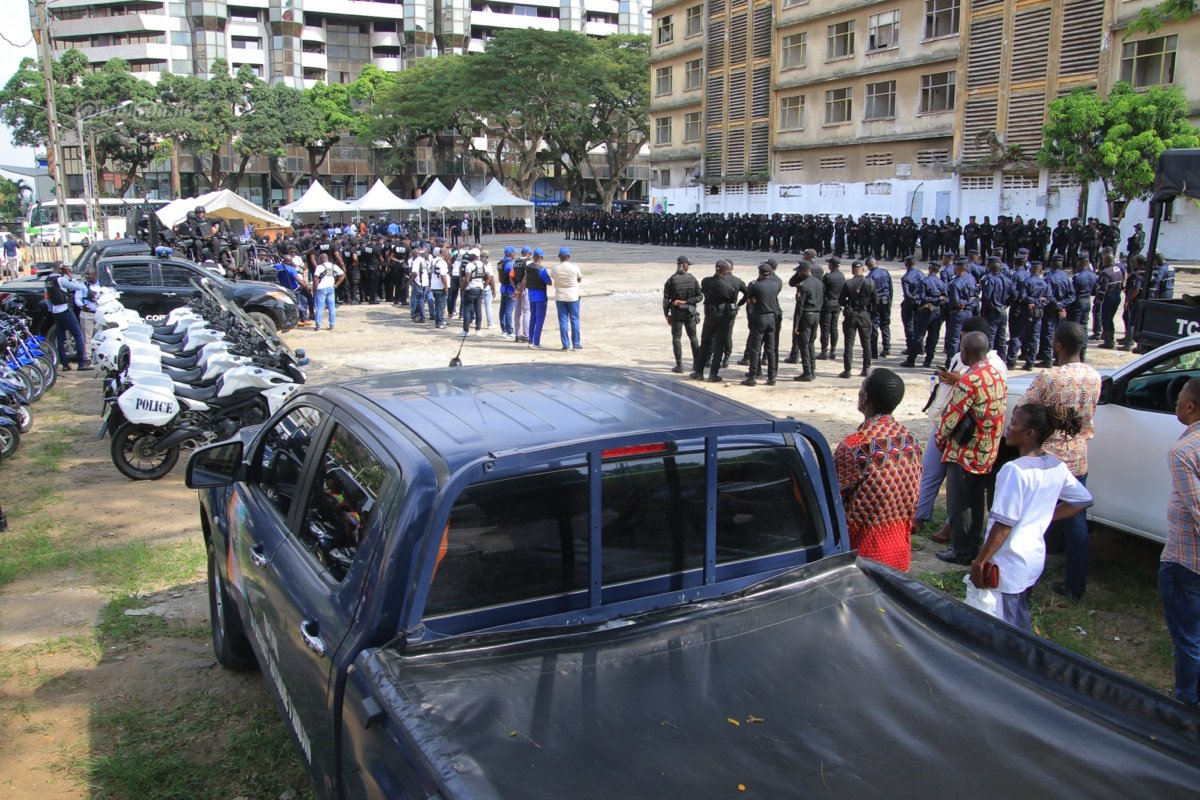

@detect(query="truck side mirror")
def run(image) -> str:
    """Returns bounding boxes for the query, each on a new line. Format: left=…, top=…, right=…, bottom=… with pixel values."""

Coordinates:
left=186, top=440, right=245, bottom=488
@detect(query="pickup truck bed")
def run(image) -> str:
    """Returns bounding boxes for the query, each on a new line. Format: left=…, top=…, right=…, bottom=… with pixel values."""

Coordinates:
left=362, top=554, right=1200, bottom=798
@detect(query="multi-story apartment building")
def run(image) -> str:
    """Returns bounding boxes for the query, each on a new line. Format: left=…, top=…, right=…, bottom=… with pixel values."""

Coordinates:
left=42, top=0, right=651, bottom=207
left=650, top=0, right=1198, bottom=252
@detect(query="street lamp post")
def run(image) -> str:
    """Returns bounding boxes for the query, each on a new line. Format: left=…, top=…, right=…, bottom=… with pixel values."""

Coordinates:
left=30, top=0, right=71, bottom=262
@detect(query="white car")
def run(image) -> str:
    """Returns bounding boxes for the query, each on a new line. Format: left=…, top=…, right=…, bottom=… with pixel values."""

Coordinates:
left=1005, top=335, right=1200, bottom=544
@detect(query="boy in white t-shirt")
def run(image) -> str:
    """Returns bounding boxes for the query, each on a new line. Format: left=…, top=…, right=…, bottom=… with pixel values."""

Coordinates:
left=971, top=403, right=1093, bottom=631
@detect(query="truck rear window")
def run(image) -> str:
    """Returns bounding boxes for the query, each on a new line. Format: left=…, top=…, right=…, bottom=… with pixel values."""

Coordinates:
left=424, top=445, right=823, bottom=621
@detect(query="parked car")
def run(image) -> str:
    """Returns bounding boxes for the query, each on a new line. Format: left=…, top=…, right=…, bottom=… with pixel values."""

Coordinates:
left=187, top=364, right=1200, bottom=799
left=1006, top=334, right=1200, bottom=543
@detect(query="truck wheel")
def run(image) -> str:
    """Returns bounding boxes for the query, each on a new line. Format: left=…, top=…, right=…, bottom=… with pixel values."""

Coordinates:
left=0, top=425, right=19, bottom=459
left=110, top=422, right=179, bottom=480
left=207, top=538, right=257, bottom=671
left=46, top=324, right=79, bottom=364
left=247, top=311, right=277, bottom=334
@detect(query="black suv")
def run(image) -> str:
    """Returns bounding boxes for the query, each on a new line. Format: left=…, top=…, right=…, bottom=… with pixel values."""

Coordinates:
left=0, top=253, right=299, bottom=345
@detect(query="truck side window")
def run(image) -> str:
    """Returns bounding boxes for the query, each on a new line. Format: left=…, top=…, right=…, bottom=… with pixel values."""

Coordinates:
left=300, top=424, right=388, bottom=582
left=257, top=406, right=324, bottom=520
left=160, top=264, right=198, bottom=288
left=1124, top=351, right=1200, bottom=414
left=108, top=264, right=154, bottom=286
left=425, top=445, right=822, bottom=621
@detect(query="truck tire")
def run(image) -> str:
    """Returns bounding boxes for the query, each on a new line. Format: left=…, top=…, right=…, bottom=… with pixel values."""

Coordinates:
left=0, top=425, right=19, bottom=460
left=46, top=323, right=79, bottom=364
left=207, top=538, right=257, bottom=671
left=110, top=422, right=179, bottom=480
left=247, top=311, right=277, bottom=334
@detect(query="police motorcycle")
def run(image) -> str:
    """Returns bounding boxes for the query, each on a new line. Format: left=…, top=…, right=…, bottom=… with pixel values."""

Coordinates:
left=0, top=304, right=57, bottom=401
left=99, top=281, right=306, bottom=480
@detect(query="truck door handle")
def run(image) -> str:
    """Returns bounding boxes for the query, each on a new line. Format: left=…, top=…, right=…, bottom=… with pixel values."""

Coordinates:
left=300, top=619, right=326, bottom=656
left=249, top=545, right=268, bottom=568
left=162, top=291, right=177, bottom=297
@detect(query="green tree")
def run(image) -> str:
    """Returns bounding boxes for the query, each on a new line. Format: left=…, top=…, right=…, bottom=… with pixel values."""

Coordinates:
left=0, top=50, right=89, bottom=148
left=156, top=59, right=244, bottom=189
left=1039, top=82, right=1200, bottom=222
left=72, top=59, right=163, bottom=195
left=1126, top=0, right=1195, bottom=34
left=0, top=176, right=24, bottom=218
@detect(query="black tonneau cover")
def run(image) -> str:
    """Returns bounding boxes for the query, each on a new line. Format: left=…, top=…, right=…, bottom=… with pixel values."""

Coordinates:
left=365, top=555, right=1200, bottom=798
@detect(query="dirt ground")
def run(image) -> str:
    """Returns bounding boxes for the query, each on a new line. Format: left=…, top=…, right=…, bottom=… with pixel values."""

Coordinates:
left=0, top=237, right=1186, bottom=798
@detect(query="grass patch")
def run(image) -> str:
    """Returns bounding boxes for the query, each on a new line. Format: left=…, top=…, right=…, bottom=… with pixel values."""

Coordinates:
left=26, top=429, right=77, bottom=472
left=916, top=569, right=967, bottom=598
left=0, top=634, right=103, bottom=690
left=81, top=690, right=312, bottom=800
left=0, top=533, right=203, bottom=595
left=96, top=597, right=172, bottom=644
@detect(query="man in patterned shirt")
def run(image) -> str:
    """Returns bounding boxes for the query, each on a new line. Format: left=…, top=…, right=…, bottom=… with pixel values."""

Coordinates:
left=1161, top=377, right=1200, bottom=705
left=935, top=331, right=1007, bottom=565
left=835, top=369, right=923, bottom=571
left=1014, top=322, right=1100, bottom=599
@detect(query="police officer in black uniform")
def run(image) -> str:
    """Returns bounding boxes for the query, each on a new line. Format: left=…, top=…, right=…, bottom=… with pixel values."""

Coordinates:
left=691, top=260, right=741, bottom=383
left=742, top=262, right=783, bottom=386
left=790, top=259, right=824, bottom=382
left=663, top=255, right=703, bottom=373
left=819, top=257, right=846, bottom=359
left=839, top=260, right=878, bottom=378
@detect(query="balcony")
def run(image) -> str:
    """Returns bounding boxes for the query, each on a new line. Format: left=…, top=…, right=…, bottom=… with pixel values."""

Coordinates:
left=371, top=31, right=401, bottom=48
left=301, top=25, right=326, bottom=43
left=586, top=0, right=620, bottom=12
left=79, top=43, right=172, bottom=63
left=52, top=13, right=170, bottom=38
left=470, top=10, right=560, bottom=31
left=302, top=0, right=407, bottom=19
left=584, top=20, right=617, bottom=36
left=230, top=49, right=266, bottom=65
left=301, top=51, right=329, bottom=71
left=371, top=56, right=403, bottom=71
left=228, top=22, right=264, bottom=38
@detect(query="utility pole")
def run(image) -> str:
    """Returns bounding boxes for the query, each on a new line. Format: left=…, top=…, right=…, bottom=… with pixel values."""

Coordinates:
left=30, top=0, right=72, bottom=262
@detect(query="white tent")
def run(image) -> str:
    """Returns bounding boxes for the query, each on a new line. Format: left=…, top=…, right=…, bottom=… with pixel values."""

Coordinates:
left=157, top=190, right=291, bottom=231
left=440, top=179, right=489, bottom=212
left=473, top=178, right=536, bottom=233
left=411, top=178, right=451, bottom=211
left=277, top=182, right=355, bottom=218
left=351, top=179, right=418, bottom=213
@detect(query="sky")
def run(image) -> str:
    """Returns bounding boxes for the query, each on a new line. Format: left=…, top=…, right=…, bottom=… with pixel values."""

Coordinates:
left=0, top=11, right=40, bottom=178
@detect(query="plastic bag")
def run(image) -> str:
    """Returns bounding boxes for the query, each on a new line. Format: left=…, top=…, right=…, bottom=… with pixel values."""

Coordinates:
left=963, top=574, right=1001, bottom=618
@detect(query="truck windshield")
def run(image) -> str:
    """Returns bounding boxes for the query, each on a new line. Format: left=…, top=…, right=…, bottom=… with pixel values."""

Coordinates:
left=424, top=444, right=823, bottom=626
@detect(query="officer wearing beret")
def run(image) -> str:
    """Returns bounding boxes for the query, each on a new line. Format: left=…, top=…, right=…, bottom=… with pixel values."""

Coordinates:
left=839, top=260, right=878, bottom=378
left=742, top=262, right=783, bottom=386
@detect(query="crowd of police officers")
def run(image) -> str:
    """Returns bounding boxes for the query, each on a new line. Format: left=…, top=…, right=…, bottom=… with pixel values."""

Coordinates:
left=659, top=211, right=1177, bottom=385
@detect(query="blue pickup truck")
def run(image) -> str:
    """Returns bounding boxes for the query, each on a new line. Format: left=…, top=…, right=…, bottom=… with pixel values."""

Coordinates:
left=187, top=365, right=1200, bottom=799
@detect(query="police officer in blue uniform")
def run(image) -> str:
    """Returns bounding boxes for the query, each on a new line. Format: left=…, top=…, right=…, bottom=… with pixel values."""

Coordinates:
left=943, top=257, right=980, bottom=368
left=1014, top=261, right=1050, bottom=370
left=1068, top=254, right=1098, bottom=327
left=1097, top=256, right=1126, bottom=349
left=866, top=256, right=893, bottom=358
left=980, top=255, right=1014, bottom=356
left=1151, top=253, right=1176, bottom=299
left=904, top=262, right=948, bottom=368
left=1041, top=256, right=1076, bottom=366
left=899, top=256, right=923, bottom=364
left=1004, top=251, right=1031, bottom=368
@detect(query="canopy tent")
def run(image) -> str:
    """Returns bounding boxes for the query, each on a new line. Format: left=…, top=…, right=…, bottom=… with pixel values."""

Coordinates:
left=277, top=182, right=355, bottom=218
left=439, top=179, right=489, bottom=212
left=411, top=178, right=451, bottom=211
left=351, top=179, right=418, bottom=213
left=157, top=190, right=291, bottom=232
left=473, top=178, right=536, bottom=234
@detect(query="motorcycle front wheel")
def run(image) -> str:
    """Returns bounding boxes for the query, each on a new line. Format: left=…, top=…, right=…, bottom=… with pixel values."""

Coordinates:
left=110, top=422, right=179, bottom=481
left=35, top=355, right=57, bottom=392
left=20, top=364, right=45, bottom=402
left=16, top=405, right=32, bottom=434
left=0, top=424, right=19, bottom=460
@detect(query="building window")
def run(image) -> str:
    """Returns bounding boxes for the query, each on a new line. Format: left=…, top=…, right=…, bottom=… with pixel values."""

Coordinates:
left=923, top=0, right=959, bottom=39
left=684, top=111, right=702, bottom=142
left=864, top=80, right=896, bottom=120
left=824, top=87, right=852, bottom=124
left=868, top=10, right=899, bottom=51
left=1120, top=36, right=1177, bottom=88
left=655, top=117, right=672, bottom=145
left=919, top=71, right=956, bottom=113
left=685, top=58, right=703, bottom=90
left=657, top=15, right=673, bottom=45
left=826, top=21, right=855, bottom=61
left=782, top=32, right=807, bottom=69
left=231, top=36, right=261, bottom=50
left=779, top=95, right=806, bottom=130
left=655, top=66, right=673, bottom=96
left=686, top=5, right=703, bottom=37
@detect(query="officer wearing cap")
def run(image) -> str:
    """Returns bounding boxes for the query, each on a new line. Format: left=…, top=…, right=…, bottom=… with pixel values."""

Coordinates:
left=903, top=261, right=948, bottom=368
left=943, top=257, right=980, bottom=368
left=980, top=255, right=1014, bottom=355
left=1126, top=222, right=1146, bottom=262
left=819, top=257, right=846, bottom=359
left=1068, top=253, right=1098, bottom=328
left=838, top=260, right=877, bottom=378
left=692, top=259, right=745, bottom=382
left=899, top=256, right=923, bottom=363
left=496, top=245, right=516, bottom=338
left=865, top=256, right=893, bottom=358
left=789, top=259, right=824, bottom=381
left=664, top=255, right=702, bottom=373
left=1014, top=261, right=1050, bottom=369
left=1040, top=255, right=1075, bottom=366
left=550, top=245, right=583, bottom=351
left=742, top=262, right=782, bottom=386
left=512, top=245, right=533, bottom=342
